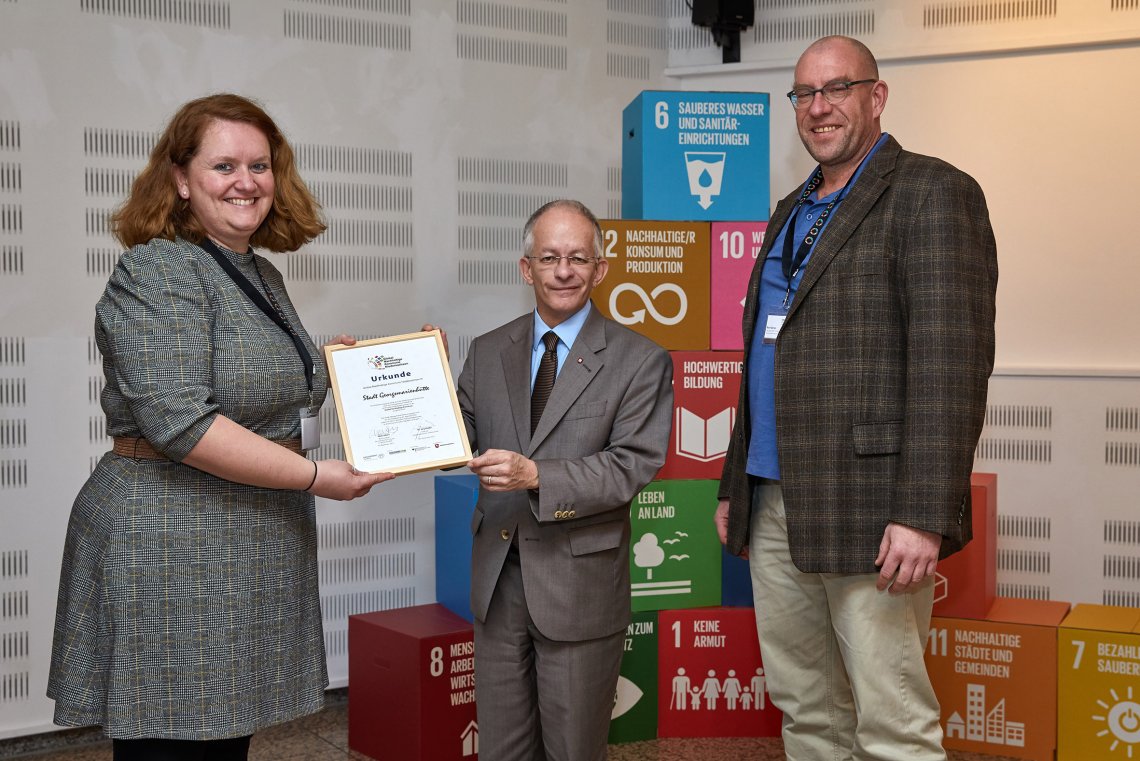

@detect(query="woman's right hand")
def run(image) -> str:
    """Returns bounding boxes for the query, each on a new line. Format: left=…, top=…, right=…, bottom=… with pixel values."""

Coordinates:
left=421, top=324, right=448, bottom=359
left=308, top=459, right=395, bottom=500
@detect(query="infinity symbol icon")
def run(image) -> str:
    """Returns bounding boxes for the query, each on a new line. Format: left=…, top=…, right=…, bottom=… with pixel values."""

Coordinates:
left=609, top=283, right=688, bottom=326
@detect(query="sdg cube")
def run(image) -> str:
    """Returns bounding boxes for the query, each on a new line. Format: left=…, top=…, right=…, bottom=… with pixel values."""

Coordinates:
left=609, top=611, right=660, bottom=744
left=435, top=474, right=478, bottom=622
left=710, top=222, right=767, bottom=350
left=630, top=480, right=721, bottom=612
left=926, top=598, right=1070, bottom=761
left=1057, top=604, right=1140, bottom=761
left=594, top=220, right=710, bottom=351
left=622, top=91, right=770, bottom=222
left=658, top=351, right=743, bottom=481
left=657, top=607, right=781, bottom=737
left=932, top=473, right=997, bottom=620
left=721, top=547, right=752, bottom=608
left=349, top=604, right=478, bottom=760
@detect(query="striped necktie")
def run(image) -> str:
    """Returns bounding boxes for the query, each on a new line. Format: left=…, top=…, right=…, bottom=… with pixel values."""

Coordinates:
left=531, top=331, right=559, bottom=435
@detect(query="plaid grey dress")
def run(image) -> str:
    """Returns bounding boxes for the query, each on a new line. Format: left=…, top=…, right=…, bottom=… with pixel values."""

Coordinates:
left=49, top=238, right=330, bottom=739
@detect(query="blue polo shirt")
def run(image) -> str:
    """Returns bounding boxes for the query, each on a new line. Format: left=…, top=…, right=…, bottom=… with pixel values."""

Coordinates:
left=745, top=134, right=888, bottom=480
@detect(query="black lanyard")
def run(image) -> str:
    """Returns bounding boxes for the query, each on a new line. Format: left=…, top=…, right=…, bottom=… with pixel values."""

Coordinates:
left=199, top=238, right=315, bottom=402
left=780, top=168, right=851, bottom=306
left=780, top=138, right=885, bottom=305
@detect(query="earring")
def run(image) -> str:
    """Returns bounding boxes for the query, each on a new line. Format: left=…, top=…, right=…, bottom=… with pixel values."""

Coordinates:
left=179, top=187, right=189, bottom=199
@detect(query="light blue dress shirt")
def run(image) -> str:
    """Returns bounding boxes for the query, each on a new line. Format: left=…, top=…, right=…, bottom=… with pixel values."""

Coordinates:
left=530, top=302, right=591, bottom=389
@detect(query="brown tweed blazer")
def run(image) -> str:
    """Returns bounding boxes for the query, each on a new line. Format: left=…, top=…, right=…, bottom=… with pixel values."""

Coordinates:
left=718, top=136, right=997, bottom=572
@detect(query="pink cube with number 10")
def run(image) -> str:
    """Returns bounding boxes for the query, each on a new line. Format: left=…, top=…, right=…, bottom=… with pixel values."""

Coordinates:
left=710, top=222, right=767, bottom=350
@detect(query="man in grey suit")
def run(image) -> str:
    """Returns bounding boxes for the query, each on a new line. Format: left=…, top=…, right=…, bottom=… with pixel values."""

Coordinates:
left=716, top=37, right=997, bottom=759
left=457, top=199, right=673, bottom=760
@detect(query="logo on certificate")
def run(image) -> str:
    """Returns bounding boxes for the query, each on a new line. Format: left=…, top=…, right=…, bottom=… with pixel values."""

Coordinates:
left=367, top=354, right=408, bottom=370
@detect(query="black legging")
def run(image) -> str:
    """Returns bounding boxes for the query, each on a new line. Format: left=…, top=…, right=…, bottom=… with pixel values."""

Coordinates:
left=112, top=735, right=252, bottom=761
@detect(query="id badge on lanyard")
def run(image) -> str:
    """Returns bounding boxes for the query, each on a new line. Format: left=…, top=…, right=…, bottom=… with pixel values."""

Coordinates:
left=300, top=403, right=320, bottom=450
left=762, top=301, right=789, bottom=345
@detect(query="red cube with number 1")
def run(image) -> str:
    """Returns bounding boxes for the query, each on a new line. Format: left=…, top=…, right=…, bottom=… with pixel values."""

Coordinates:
left=657, top=607, right=781, bottom=737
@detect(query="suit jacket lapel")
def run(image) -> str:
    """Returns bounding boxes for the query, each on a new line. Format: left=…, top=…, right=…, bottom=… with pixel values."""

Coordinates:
left=788, top=136, right=899, bottom=321
left=502, top=316, right=533, bottom=450
left=527, top=308, right=605, bottom=454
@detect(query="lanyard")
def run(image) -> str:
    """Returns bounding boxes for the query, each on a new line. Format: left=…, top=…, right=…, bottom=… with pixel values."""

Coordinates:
left=199, top=238, right=315, bottom=405
left=780, top=168, right=855, bottom=306
left=779, top=135, right=887, bottom=306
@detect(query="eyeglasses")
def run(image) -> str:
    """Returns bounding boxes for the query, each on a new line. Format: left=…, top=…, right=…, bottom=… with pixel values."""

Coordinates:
left=786, top=79, right=877, bottom=110
left=526, top=255, right=599, bottom=269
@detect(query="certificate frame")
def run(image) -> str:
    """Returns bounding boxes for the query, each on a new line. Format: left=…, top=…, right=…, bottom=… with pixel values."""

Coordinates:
left=324, top=330, right=472, bottom=475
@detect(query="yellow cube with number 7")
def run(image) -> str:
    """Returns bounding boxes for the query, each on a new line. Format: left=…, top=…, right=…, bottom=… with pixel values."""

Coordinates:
left=1057, top=604, right=1140, bottom=761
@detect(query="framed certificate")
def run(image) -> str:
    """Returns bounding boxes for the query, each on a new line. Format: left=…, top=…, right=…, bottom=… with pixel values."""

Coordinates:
left=325, top=330, right=472, bottom=475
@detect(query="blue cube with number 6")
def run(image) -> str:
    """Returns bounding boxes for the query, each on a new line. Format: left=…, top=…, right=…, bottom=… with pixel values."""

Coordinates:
left=622, top=90, right=770, bottom=222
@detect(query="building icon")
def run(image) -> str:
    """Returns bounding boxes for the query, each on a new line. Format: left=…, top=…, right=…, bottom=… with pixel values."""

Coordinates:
left=967, top=684, right=985, bottom=740
left=946, top=683, right=1025, bottom=748
left=986, top=698, right=1006, bottom=743
left=461, top=720, right=478, bottom=756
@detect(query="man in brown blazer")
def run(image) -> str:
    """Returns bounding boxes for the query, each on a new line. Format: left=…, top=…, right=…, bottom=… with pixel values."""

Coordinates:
left=458, top=200, right=673, bottom=760
left=715, top=37, right=997, bottom=759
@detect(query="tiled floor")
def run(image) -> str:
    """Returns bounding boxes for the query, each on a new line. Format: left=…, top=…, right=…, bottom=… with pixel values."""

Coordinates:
left=0, top=694, right=1026, bottom=760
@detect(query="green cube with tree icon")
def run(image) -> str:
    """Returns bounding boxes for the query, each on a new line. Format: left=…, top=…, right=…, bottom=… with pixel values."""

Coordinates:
left=629, top=480, right=721, bottom=612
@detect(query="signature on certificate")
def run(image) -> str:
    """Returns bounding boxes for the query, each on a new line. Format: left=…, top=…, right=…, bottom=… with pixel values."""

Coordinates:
left=370, top=425, right=397, bottom=446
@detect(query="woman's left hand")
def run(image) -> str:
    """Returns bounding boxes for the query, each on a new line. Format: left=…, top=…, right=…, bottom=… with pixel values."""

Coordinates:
left=326, top=334, right=356, bottom=348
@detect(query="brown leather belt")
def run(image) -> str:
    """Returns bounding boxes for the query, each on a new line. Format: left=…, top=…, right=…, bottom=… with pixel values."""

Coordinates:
left=112, top=436, right=304, bottom=460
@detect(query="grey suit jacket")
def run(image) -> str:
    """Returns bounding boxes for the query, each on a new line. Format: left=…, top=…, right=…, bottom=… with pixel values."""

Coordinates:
left=457, top=306, right=673, bottom=641
left=719, top=136, right=998, bottom=572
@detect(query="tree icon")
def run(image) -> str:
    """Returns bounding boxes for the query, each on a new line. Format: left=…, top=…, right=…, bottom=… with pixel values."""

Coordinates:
left=633, top=533, right=665, bottom=579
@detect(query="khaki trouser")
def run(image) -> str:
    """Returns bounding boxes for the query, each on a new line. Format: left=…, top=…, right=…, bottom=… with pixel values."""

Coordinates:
left=748, top=482, right=947, bottom=761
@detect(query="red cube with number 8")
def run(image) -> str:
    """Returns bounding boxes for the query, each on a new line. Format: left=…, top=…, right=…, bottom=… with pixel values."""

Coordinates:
left=349, top=604, right=479, bottom=759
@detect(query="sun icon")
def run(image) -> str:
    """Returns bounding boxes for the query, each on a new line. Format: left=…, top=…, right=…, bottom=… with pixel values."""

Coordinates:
left=1093, top=685, right=1140, bottom=757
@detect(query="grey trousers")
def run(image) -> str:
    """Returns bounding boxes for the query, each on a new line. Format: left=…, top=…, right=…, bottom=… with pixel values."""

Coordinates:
left=474, top=549, right=624, bottom=761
